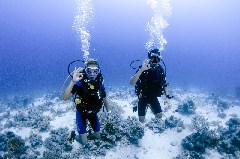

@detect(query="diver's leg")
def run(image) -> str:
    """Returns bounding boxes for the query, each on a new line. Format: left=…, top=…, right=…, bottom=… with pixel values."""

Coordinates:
left=138, top=98, right=147, bottom=123
left=76, top=110, right=88, bottom=145
left=139, top=116, right=145, bottom=123
left=93, top=132, right=101, bottom=138
left=88, top=112, right=101, bottom=139
left=155, top=112, right=163, bottom=119
left=77, top=133, right=88, bottom=145
left=149, top=97, right=162, bottom=119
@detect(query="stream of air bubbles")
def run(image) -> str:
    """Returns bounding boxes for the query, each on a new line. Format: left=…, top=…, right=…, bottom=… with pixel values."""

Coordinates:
left=146, top=0, right=172, bottom=52
left=73, top=0, right=94, bottom=61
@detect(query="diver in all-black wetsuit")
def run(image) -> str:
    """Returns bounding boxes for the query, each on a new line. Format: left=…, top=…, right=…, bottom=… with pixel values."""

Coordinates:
left=130, top=49, right=173, bottom=123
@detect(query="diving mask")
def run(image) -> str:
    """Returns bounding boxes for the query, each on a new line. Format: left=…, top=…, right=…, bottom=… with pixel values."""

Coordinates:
left=150, top=53, right=161, bottom=64
left=85, top=66, right=100, bottom=78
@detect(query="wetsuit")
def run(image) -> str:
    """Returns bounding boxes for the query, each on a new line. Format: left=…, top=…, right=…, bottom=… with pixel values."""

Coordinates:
left=71, top=74, right=106, bottom=134
left=135, top=64, right=167, bottom=116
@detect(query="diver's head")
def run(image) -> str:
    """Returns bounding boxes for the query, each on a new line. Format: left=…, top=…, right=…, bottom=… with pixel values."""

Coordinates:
left=148, top=49, right=161, bottom=64
left=85, top=58, right=100, bottom=79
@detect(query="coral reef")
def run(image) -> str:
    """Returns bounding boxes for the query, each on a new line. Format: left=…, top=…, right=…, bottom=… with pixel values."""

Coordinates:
left=176, top=100, right=196, bottom=115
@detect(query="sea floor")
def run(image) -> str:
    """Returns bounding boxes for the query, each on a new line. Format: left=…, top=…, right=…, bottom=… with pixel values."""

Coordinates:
left=0, top=87, right=239, bottom=159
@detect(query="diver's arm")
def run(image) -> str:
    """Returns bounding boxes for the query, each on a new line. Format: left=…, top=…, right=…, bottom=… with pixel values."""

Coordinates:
left=130, top=59, right=149, bottom=85
left=164, top=86, right=169, bottom=96
left=63, top=81, right=75, bottom=101
left=164, top=86, right=174, bottom=99
left=130, top=69, right=144, bottom=85
left=63, top=68, right=83, bottom=101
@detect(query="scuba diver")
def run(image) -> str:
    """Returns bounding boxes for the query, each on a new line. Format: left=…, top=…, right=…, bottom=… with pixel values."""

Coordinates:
left=130, top=49, right=173, bottom=123
left=63, top=58, right=111, bottom=145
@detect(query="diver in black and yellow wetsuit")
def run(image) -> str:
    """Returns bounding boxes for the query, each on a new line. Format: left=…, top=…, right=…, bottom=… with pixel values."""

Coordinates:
left=63, top=58, right=111, bottom=145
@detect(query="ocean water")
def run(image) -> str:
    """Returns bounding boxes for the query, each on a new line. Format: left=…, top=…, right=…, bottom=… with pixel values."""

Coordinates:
left=0, top=0, right=239, bottom=96
left=0, top=0, right=240, bottom=158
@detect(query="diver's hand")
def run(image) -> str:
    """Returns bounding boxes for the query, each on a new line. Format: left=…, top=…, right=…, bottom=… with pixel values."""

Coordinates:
left=133, top=106, right=137, bottom=112
left=66, top=131, right=76, bottom=142
left=166, top=95, right=174, bottom=99
left=140, top=59, right=150, bottom=71
left=72, top=67, right=83, bottom=83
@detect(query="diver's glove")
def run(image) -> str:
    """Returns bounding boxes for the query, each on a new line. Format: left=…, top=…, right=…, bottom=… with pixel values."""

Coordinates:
left=66, top=131, right=76, bottom=142
left=72, top=67, right=83, bottom=83
left=133, top=106, right=138, bottom=112
left=166, top=95, right=174, bottom=99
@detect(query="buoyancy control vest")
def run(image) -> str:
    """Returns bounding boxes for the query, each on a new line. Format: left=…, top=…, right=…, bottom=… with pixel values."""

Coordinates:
left=135, top=64, right=166, bottom=98
left=73, top=72, right=105, bottom=113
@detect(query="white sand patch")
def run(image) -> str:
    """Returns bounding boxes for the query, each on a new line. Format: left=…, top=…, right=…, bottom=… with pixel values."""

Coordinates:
left=50, top=111, right=76, bottom=130
left=40, top=132, right=50, bottom=141
left=103, top=144, right=140, bottom=159
left=3, top=127, right=32, bottom=139
left=225, top=105, right=239, bottom=119
left=1, top=119, right=7, bottom=127
left=10, top=110, right=18, bottom=116
left=204, top=149, right=223, bottom=159
left=111, top=99, right=138, bottom=119
left=42, top=111, right=52, bottom=117
left=103, top=128, right=192, bottom=159
left=33, top=97, right=46, bottom=106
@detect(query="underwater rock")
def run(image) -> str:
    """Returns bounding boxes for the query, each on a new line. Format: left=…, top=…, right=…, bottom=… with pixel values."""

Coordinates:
left=165, top=115, right=185, bottom=131
left=29, top=133, right=43, bottom=148
left=181, top=129, right=219, bottom=156
left=4, top=120, right=16, bottom=129
left=218, top=112, right=227, bottom=119
left=0, top=133, right=8, bottom=152
left=210, top=94, right=230, bottom=112
left=176, top=100, right=196, bottom=115
left=13, top=110, right=52, bottom=132
left=44, top=127, right=72, bottom=156
left=217, top=100, right=230, bottom=112
left=147, top=118, right=165, bottom=133
left=226, top=117, right=240, bottom=132
left=191, top=115, right=209, bottom=131
left=217, top=117, right=240, bottom=155
left=7, top=137, right=26, bottom=153
left=120, top=116, right=144, bottom=145
left=5, top=135, right=27, bottom=158
left=1, top=111, right=11, bottom=120
left=31, top=115, right=52, bottom=132
left=5, top=131, right=15, bottom=139
left=43, top=150, right=61, bottom=159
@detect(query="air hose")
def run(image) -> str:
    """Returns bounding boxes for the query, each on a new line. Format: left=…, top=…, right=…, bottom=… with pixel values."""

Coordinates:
left=130, top=59, right=167, bottom=76
left=62, top=60, right=84, bottom=95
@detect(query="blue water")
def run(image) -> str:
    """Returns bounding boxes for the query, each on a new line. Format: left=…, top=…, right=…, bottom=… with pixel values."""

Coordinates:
left=0, top=0, right=240, bottom=96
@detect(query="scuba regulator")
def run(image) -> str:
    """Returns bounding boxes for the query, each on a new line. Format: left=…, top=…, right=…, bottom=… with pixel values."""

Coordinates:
left=148, top=48, right=161, bottom=68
